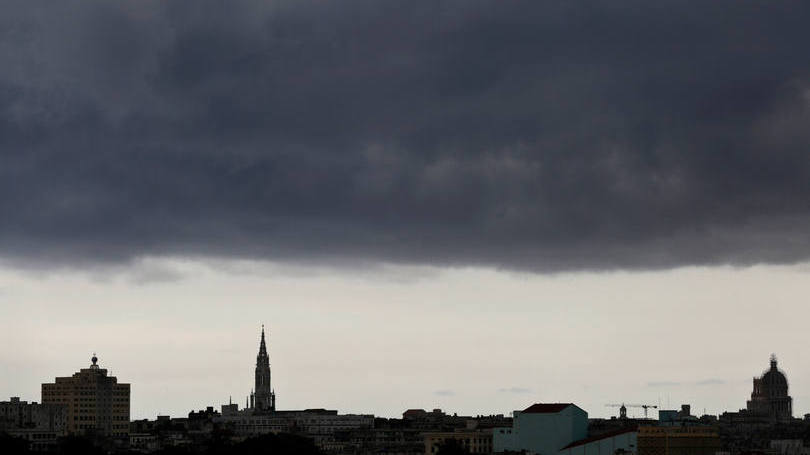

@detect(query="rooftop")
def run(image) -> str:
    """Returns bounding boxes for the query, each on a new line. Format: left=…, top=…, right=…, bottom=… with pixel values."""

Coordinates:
left=562, top=427, right=638, bottom=449
left=522, top=403, right=574, bottom=414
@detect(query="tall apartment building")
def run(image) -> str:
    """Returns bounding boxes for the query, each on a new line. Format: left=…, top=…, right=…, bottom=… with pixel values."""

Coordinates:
left=41, top=354, right=130, bottom=438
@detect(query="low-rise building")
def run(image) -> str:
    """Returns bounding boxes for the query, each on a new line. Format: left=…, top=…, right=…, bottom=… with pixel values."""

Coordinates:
left=637, top=426, right=721, bottom=455
left=424, top=430, right=493, bottom=454
left=350, top=425, right=425, bottom=455
left=215, top=408, right=374, bottom=451
left=770, top=440, right=810, bottom=455
left=402, top=408, right=469, bottom=431
left=0, top=396, right=67, bottom=450
left=129, top=432, right=160, bottom=453
left=493, top=403, right=588, bottom=455
left=559, top=428, right=637, bottom=455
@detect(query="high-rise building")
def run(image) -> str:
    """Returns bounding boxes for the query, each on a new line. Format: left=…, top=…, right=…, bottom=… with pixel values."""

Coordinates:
left=41, top=354, right=130, bottom=437
left=746, top=354, right=792, bottom=421
left=250, top=326, right=276, bottom=413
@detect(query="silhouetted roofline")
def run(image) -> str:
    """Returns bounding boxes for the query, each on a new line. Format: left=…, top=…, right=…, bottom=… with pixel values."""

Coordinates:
left=561, top=427, right=638, bottom=449
left=522, top=403, right=574, bottom=414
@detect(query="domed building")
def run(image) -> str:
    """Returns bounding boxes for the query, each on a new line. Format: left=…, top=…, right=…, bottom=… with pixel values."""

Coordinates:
left=746, top=355, right=792, bottom=421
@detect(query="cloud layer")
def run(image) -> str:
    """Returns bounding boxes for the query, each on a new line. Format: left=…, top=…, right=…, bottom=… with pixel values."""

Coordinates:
left=3, top=1, right=810, bottom=270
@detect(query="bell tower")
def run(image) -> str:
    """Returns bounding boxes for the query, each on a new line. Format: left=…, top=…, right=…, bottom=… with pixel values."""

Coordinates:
left=251, top=325, right=276, bottom=413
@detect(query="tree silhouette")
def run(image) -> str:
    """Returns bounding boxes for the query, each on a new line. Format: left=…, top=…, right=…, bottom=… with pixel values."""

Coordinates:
left=435, top=438, right=471, bottom=455
left=0, top=433, right=31, bottom=455
left=55, top=436, right=106, bottom=455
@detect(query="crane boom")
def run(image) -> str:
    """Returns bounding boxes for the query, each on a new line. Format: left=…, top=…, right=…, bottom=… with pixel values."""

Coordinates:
left=605, top=403, right=658, bottom=418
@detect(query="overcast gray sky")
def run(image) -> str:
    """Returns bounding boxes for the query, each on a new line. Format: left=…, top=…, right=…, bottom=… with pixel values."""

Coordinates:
left=2, top=260, right=809, bottom=419
left=2, top=1, right=810, bottom=419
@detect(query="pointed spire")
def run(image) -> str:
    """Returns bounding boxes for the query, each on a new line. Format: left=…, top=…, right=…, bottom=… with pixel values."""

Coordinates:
left=771, top=353, right=778, bottom=370
left=258, top=325, right=268, bottom=357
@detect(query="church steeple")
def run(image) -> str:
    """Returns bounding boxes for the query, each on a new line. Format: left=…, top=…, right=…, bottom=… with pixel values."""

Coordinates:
left=258, top=325, right=268, bottom=359
left=252, top=324, right=275, bottom=413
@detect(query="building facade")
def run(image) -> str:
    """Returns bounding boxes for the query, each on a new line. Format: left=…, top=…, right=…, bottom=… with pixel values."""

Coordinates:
left=746, top=355, right=792, bottom=421
left=493, top=403, right=589, bottom=455
left=637, top=426, right=721, bottom=455
left=41, top=354, right=130, bottom=437
left=424, top=430, right=493, bottom=454
left=0, top=396, right=67, bottom=450
left=215, top=409, right=374, bottom=451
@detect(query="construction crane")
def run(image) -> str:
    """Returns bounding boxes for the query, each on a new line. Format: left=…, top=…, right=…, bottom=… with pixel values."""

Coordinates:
left=605, top=403, right=658, bottom=419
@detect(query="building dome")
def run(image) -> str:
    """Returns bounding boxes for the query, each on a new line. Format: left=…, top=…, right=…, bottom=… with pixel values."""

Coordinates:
left=746, top=354, right=792, bottom=421
left=761, top=369, right=787, bottom=387
left=761, top=356, right=789, bottom=397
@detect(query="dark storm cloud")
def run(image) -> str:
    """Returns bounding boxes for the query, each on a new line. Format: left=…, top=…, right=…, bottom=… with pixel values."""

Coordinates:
left=3, top=0, right=810, bottom=270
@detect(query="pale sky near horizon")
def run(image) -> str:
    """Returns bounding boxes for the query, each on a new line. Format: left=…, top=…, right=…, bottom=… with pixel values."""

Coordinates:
left=2, top=258, right=808, bottom=420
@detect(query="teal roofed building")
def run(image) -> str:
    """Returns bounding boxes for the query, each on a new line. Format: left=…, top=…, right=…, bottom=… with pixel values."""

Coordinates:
left=494, top=403, right=588, bottom=455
